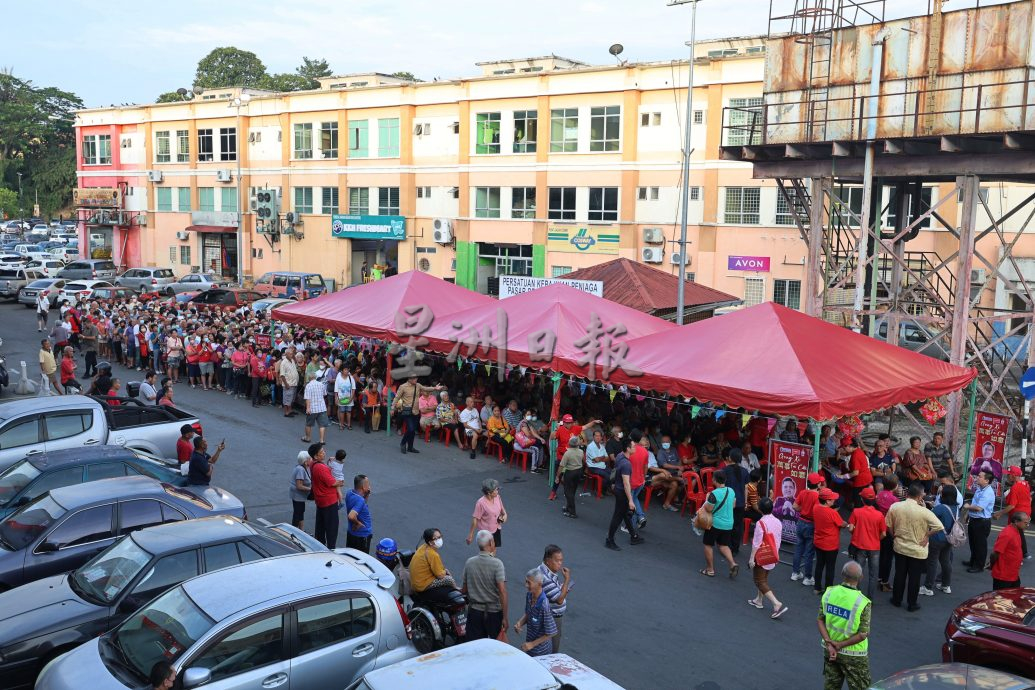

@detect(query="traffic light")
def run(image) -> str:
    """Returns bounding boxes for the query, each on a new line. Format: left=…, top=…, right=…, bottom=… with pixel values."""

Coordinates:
left=254, top=189, right=279, bottom=234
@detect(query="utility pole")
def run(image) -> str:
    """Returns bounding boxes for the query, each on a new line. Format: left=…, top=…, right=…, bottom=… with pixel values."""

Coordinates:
left=229, top=94, right=250, bottom=285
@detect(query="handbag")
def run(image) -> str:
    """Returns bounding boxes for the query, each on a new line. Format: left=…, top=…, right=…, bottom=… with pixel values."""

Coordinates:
left=371, top=408, right=382, bottom=430
left=754, top=520, right=780, bottom=567
left=694, top=488, right=730, bottom=533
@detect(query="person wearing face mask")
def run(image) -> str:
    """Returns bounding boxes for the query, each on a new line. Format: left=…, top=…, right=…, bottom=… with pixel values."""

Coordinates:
left=410, top=527, right=459, bottom=605
left=345, top=474, right=374, bottom=553
left=185, top=335, right=202, bottom=389
left=198, top=335, right=215, bottom=390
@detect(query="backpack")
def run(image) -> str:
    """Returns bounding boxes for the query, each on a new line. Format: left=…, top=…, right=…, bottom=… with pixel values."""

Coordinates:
left=947, top=507, right=968, bottom=548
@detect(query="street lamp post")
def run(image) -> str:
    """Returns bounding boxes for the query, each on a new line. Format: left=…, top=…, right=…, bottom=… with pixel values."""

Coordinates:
left=229, top=95, right=250, bottom=285
left=16, top=172, right=22, bottom=216
left=669, top=0, right=701, bottom=326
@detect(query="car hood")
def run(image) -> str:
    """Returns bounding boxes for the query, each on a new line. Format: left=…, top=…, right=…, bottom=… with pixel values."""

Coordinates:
left=872, top=662, right=1034, bottom=689
left=0, top=574, right=106, bottom=646
left=36, top=637, right=123, bottom=689
left=956, top=588, right=1035, bottom=632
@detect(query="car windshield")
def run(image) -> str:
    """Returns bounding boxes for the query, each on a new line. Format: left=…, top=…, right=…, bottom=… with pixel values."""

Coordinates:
left=26, top=280, right=53, bottom=288
left=0, top=460, right=42, bottom=506
left=0, top=494, right=64, bottom=550
left=72, top=535, right=153, bottom=605
left=65, top=282, right=88, bottom=291
left=109, top=586, right=213, bottom=680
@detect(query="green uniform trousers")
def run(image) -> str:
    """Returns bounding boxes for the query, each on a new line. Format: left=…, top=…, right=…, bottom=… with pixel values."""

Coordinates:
left=823, top=653, right=871, bottom=690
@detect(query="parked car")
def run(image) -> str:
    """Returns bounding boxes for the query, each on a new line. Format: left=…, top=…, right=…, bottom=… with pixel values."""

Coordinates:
left=24, top=259, right=65, bottom=278
left=57, top=259, right=117, bottom=281
left=188, top=287, right=265, bottom=310
left=874, top=319, right=950, bottom=361
left=55, top=280, right=114, bottom=307
left=0, top=267, right=44, bottom=299
left=943, top=587, right=1035, bottom=677
left=37, top=550, right=416, bottom=690
left=0, top=395, right=201, bottom=472
left=0, top=476, right=244, bottom=591
left=115, top=267, right=175, bottom=294
left=173, top=291, right=200, bottom=304
left=88, top=286, right=136, bottom=303
left=251, top=297, right=294, bottom=315
left=52, top=233, right=77, bottom=244
left=48, top=247, right=78, bottom=262
left=0, top=253, right=27, bottom=267
left=0, top=517, right=326, bottom=689
left=166, top=272, right=231, bottom=295
left=0, top=445, right=185, bottom=519
left=873, top=663, right=1035, bottom=690
left=31, top=224, right=50, bottom=236
left=253, top=271, right=328, bottom=300
left=17, top=279, right=66, bottom=308
left=351, top=639, right=625, bottom=690
left=13, top=244, right=43, bottom=257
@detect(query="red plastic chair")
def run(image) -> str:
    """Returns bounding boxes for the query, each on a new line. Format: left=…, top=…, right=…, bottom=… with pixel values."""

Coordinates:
left=680, top=471, right=706, bottom=516
left=509, top=448, right=531, bottom=472
left=742, top=517, right=753, bottom=545
left=583, top=472, right=604, bottom=499
left=698, top=467, right=718, bottom=492
left=485, top=438, right=505, bottom=462
left=641, top=483, right=667, bottom=511
left=424, top=425, right=453, bottom=448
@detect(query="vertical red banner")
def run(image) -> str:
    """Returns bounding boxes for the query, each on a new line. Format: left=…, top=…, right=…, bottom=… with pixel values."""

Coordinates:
left=770, top=439, right=813, bottom=545
left=968, top=410, right=1011, bottom=491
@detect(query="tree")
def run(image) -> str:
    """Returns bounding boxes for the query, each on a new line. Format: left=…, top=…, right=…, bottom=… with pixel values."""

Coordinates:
left=156, top=91, right=188, bottom=103
left=0, top=187, right=17, bottom=218
left=390, top=71, right=422, bottom=82
left=193, top=47, right=268, bottom=89
left=296, top=57, right=332, bottom=89
left=262, top=73, right=312, bottom=93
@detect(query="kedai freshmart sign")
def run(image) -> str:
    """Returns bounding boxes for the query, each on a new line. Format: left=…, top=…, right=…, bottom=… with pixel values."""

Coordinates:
left=727, top=255, right=770, bottom=272
left=547, top=227, right=620, bottom=255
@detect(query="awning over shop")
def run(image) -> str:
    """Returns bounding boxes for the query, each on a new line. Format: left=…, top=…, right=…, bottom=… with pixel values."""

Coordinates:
left=610, top=302, right=977, bottom=419
left=271, top=271, right=494, bottom=341
left=186, top=225, right=237, bottom=233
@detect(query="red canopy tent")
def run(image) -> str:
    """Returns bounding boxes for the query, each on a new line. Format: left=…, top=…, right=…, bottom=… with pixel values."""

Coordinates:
left=270, top=271, right=493, bottom=341
left=418, top=283, right=675, bottom=379
left=610, top=302, right=976, bottom=419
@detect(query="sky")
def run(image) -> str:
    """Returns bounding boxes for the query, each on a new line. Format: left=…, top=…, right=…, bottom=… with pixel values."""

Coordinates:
left=11, top=0, right=941, bottom=108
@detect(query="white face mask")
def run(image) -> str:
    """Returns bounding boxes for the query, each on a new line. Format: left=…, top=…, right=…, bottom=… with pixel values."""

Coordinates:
left=525, top=415, right=532, bottom=421
left=617, top=432, right=623, bottom=439
left=662, top=442, right=671, bottom=450
left=432, top=538, right=443, bottom=549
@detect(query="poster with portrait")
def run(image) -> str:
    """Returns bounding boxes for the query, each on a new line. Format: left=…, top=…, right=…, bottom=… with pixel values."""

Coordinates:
left=968, top=410, right=1010, bottom=493
left=770, top=440, right=812, bottom=545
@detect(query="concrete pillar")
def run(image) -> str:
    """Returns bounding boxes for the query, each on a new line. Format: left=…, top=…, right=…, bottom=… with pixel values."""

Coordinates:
left=945, top=174, right=980, bottom=454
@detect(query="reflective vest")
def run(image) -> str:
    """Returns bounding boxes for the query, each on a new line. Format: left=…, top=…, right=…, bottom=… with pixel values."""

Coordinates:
left=821, top=585, right=870, bottom=657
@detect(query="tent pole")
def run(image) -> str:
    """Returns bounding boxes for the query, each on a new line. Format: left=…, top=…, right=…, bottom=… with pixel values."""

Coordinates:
left=548, top=377, right=562, bottom=485
left=959, top=378, right=978, bottom=487
left=385, top=350, right=393, bottom=438
left=811, top=419, right=821, bottom=473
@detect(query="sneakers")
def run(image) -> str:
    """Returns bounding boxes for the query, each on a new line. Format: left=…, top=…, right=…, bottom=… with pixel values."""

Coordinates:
left=637, top=517, right=647, bottom=529
left=604, top=539, right=621, bottom=551
left=619, top=524, right=629, bottom=534
left=802, top=577, right=815, bottom=587
left=790, top=571, right=803, bottom=582
left=630, top=535, right=645, bottom=545
left=940, top=586, right=952, bottom=594
left=919, top=586, right=935, bottom=596
left=469, top=450, right=476, bottom=459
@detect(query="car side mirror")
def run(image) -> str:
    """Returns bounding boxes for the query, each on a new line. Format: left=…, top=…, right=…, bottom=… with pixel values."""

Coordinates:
left=36, top=541, right=58, bottom=553
left=183, top=667, right=212, bottom=689
left=15, top=496, right=30, bottom=507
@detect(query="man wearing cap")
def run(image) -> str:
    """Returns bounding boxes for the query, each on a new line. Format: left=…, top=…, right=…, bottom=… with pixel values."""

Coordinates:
left=792, top=472, right=824, bottom=587
left=840, top=436, right=873, bottom=509
left=885, top=482, right=944, bottom=612
left=847, top=487, right=886, bottom=599
left=813, top=488, right=845, bottom=594
left=995, top=466, right=1032, bottom=560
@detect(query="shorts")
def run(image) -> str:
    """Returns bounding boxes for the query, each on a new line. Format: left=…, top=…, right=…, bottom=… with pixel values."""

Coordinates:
left=187, top=363, right=201, bottom=377
left=703, top=527, right=733, bottom=547
left=199, top=362, right=214, bottom=375
left=167, top=356, right=181, bottom=368
left=283, top=387, right=296, bottom=407
left=752, top=564, right=772, bottom=594
left=420, top=416, right=440, bottom=430
left=492, top=529, right=502, bottom=547
left=307, top=411, right=330, bottom=428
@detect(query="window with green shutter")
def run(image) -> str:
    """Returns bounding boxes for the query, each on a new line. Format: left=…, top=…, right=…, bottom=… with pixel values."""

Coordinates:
left=348, top=121, right=368, bottom=157
left=177, top=187, right=191, bottom=211
left=377, top=118, right=399, bottom=158
left=156, top=187, right=172, bottom=212
left=199, top=187, right=215, bottom=212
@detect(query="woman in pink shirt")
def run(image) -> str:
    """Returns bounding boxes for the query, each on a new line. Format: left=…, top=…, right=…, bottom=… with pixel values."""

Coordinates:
left=875, top=475, right=900, bottom=592
left=466, top=478, right=507, bottom=548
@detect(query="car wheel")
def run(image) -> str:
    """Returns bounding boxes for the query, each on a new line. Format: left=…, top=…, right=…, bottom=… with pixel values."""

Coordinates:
left=166, top=288, right=175, bottom=296
left=408, top=612, right=439, bottom=655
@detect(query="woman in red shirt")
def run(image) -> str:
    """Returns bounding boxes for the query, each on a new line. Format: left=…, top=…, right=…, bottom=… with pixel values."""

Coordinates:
left=811, top=488, right=844, bottom=595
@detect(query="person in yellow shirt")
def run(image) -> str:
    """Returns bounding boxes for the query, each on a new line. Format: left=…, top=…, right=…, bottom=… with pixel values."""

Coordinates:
left=410, top=528, right=459, bottom=605
left=487, top=404, right=514, bottom=446
left=38, top=339, right=61, bottom=395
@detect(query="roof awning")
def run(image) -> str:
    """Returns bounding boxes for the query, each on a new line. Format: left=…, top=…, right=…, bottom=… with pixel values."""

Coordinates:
left=186, top=225, right=237, bottom=233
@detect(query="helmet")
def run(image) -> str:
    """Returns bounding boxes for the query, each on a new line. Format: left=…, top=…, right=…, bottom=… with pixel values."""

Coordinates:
left=375, top=538, right=398, bottom=567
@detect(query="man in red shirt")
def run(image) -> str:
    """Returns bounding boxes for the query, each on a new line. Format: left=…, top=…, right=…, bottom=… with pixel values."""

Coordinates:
left=848, top=486, right=886, bottom=598
left=58, top=346, right=80, bottom=393
left=309, top=442, right=343, bottom=548
left=627, top=430, right=650, bottom=528
left=791, top=472, right=824, bottom=585
left=841, top=436, right=873, bottom=508
left=996, top=466, right=1032, bottom=559
left=176, top=424, right=196, bottom=466
left=812, top=488, right=845, bottom=594
left=991, top=511, right=1030, bottom=590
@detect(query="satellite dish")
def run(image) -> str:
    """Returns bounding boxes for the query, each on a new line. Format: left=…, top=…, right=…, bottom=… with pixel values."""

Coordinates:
left=609, top=43, right=624, bottom=57
left=192, top=86, right=204, bottom=95
left=176, top=87, right=188, bottom=95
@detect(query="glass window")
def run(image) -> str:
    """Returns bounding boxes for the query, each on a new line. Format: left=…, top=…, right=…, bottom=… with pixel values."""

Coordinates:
left=378, top=187, right=399, bottom=215
left=156, top=188, right=173, bottom=212
left=199, top=187, right=215, bottom=212
left=726, top=97, right=764, bottom=146
left=47, top=504, right=115, bottom=549
left=348, top=188, right=369, bottom=215
left=348, top=120, right=368, bottom=157
left=219, top=127, right=236, bottom=161
left=44, top=411, right=92, bottom=441
left=774, top=279, right=802, bottom=310
left=551, top=266, right=571, bottom=277
left=775, top=191, right=806, bottom=226
left=72, top=534, right=153, bottom=604
left=513, top=110, right=537, bottom=153
left=179, top=246, right=191, bottom=265
left=86, top=463, right=124, bottom=481
left=293, top=123, right=313, bottom=159
left=744, top=277, right=765, bottom=306
left=475, top=187, right=501, bottom=218
left=887, top=187, right=934, bottom=231
left=193, top=613, right=284, bottom=682
left=82, top=136, right=97, bottom=165
left=98, top=135, right=112, bottom=164
left=161, top=502, right=187, bottom=524
left=377, top=118, right=400, bottom=157
left=220, top=187, right=237, bottom=212
left=238, top=542, right=264, bottom=563
left=589, top=105, right=621, bottom=152
left=588, top=187, right=618, bottom=221
left=119, top=499, right=164, bottom=534
left=548, top=187, right=576, bottom=220
left=156, top=131, right=171, bottom=163
left=203, top=542, right=240, bottom=571
left=0, top=461, right=41, bottom=507
left=475, top=113, right=501, bottom=154
left=723, top=187, right=761, bottom=224
left=296, top=596, right=376, bottom=654
left=113, top=587, right=213, bottom=677
left=320, top=122, right=338, bottom=159
left=321, top=187, right=339, bottom=215
left=550, top=108, right=578, bottom=152
left=690, top=187, right=701, bottom=201
left=131, top=550, right=199, bottom=603
left=512, top=187, right=536, bottom=219
left=294, top=187, right=313, bottom=214
left=197, top=129, right=214, bottom=162
left=177, top=187, right=191, bottom=212
left=27, top=466, right=83, bottom=499
left=176, top=130, right=190, bottom=162
left=0, top=417, right=41, bottom=450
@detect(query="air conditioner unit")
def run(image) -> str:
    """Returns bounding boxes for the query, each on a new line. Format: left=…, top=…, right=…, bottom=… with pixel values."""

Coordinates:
left=147, top=170, right=163, bottom=183
left=414, top=124, right=423, bottom=135
left=216, top=170, right=232, bottom=183
left=641, top=247, right=663, bottom=263
left=249, top=197, right=258, bottom=211
left=970, top=268, right=987, bottom=284
left=175, top=231, right=189, bottom=240
left=642, top=227, right=664, bottom=244
left=433, top=218, right=453, bottom=244
left=670, top=252, right=690, bottom=266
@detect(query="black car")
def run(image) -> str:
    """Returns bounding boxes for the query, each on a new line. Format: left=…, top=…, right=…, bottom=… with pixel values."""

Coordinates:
left=0, top=475, right=244, bottom=590
left=0, top=517, right=324, bottom=689
left=0, top=445, right=186, bottom=520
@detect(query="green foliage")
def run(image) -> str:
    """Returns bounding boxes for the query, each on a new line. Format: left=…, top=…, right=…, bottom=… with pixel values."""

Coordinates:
left=156, top=91, right=188, bottom=103
left=0, top=187, right=17, bottom=217
left=194, top=47, right=268, bottom=89
left=262, top=73, right=312, bottom=92
left=390, top=71, right=422, bottom=82
left=296, top=57, right=332, bottom=89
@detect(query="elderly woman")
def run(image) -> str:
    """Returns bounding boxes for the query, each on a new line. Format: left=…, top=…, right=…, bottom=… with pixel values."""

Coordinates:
left=514, top=419, right=545, bottom=472
left=289, top=451, right=312, bottom=530
left=466, top=478, right=508, bottom=548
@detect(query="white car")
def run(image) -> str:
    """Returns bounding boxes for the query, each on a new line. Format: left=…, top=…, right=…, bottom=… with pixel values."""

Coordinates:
left=24, top=258, right=65, bottom=278
left=57, top=279, right=114, bottom=307
left=49, top=246, right=79, bottom=261
left=31, top=224, right=49, bottom=235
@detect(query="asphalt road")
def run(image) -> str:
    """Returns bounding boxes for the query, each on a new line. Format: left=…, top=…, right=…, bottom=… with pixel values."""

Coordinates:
left=0, top=300, right=1018, bottom=689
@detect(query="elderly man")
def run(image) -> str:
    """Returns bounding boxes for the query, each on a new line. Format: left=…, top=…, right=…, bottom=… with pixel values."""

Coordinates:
left=461, top=529, right=508, bottom=642
left=886, top=482, right=944, bottom=612
left=59, top=346, right=82, bottom=394
left=459, top=396, right=485, bottom=459
left=538, top=545, right=573, bottom=653
left=279, top=346, right=299, bottom=417
left=514, top=568, right=557, bottom=657
left=302, top=371, right=330, bottom=444
left=436, top=391, right=464, bottom=443
left=818, top=561, right=872, bottom=690
left=39, top=338, right=62, bottom=395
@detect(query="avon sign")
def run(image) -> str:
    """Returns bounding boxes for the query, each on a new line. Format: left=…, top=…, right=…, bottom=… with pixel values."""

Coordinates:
left=728, top=255, right=771, bottom=272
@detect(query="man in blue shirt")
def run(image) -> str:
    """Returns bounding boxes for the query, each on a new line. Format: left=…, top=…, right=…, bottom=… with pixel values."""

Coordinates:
left=962, top=470, right=996, bottom=573
left=187, top=436, right=225, bottom=486
left=345, top=474, right=373, bottom=553
left=514, top=568, right=557, bottom=657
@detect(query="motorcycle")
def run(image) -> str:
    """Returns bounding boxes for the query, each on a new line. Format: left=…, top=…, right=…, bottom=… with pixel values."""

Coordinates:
left=0, top=337, right=8, bottom=395
left=400, top=551, right=468, bottom=654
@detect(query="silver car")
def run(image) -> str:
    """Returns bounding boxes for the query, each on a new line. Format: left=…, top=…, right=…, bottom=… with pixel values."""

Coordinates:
left=115, top=267, right=175, bottom=294
left=57, top=259, right=117, bottom=281
left=37, top=550, right=417, bottom=690
left=0, top=268, right=43, bottom=298
left=17, top=278, right=66, bottom=307
left=167, top=272, right=232, bottom=295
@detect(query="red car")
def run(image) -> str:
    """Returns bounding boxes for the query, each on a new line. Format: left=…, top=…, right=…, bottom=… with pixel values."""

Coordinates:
left=187, top=287, right=263, bottom=310
left=943, top=587, right=1035, bottom=677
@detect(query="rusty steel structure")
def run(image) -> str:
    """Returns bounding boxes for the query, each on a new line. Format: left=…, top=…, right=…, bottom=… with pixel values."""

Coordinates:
left=725, top=0, right=1035, bottom=453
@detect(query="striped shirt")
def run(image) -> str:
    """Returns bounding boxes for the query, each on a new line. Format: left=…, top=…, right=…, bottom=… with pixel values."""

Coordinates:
left=304, top=379, right=328, bottom=414
left=537, top=563, right=572, bottom=618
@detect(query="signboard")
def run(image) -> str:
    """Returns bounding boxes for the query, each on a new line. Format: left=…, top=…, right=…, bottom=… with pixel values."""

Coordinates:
left=727, top=255, right=771, bottom=272
left=255, top=333, right=271, bottom=349
left=73, top=187, right=122, bottom=208
left=968, top=410, right=1011, bottom=487
left=769, top=440, right=813, bottom=545
left=1022, top=367, right=1035, bottom=400
left=498, top=275, right=604, bottom=299
left=331, top=214, right=406, bottom=241
left=547, top=226, right=620, bottom=255
left=190, top=211, right=239, bottom=228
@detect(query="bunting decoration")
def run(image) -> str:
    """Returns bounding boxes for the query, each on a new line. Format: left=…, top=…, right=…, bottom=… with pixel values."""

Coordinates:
left=691, top=405, right=700, bottom=418
left=715, top=410, right=726, bottom=420
left=579, top=382, right=588, bottom=395
left=741, top=413, right=751, bottom=428
left=666, top=401, right=675, bottom=414
left=609, top=389, right=618, bottom=402
left=485, top=363, right=491, bottom=375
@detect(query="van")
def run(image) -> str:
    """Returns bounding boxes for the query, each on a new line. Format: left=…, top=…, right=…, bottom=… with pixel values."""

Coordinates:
left=58, top=259, right=117, bottom=280
left=253, top=271, right=328, bottom=299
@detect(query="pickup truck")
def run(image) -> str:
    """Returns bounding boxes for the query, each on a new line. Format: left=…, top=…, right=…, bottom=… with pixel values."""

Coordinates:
left=0, top=395, right=201, bottom=472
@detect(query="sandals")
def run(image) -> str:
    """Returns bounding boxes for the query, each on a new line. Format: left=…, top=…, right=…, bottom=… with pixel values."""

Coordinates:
left=730, top=564, right=740, bottom=579
left=699, top=569, right=715, bottom=577
left=747, top=599, right=763, bottom=609
left=771, top=605, right=789, bottom=619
